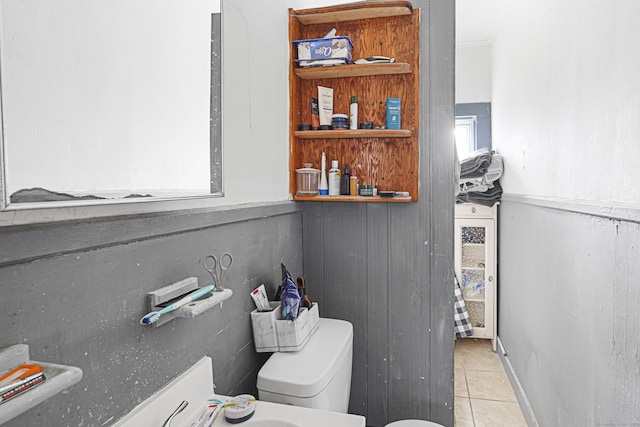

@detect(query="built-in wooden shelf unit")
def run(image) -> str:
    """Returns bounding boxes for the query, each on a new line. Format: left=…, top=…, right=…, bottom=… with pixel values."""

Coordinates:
left=288, top=1, right=420, bottom=203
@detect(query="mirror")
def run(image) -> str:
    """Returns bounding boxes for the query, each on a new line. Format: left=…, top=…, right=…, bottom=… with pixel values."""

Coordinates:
left=0, top=0, right=222, bottom=210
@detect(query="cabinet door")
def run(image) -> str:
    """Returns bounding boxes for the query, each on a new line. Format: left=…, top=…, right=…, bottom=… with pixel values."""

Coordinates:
left=454, top=217, right=496, bottom=341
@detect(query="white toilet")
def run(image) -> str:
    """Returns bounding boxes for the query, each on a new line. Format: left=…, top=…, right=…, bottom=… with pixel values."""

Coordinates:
left=257, top=317, right=353, bottom=413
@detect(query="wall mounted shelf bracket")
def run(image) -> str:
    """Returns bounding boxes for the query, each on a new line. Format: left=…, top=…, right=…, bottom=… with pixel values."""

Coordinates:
left=146, top=277, right=232, bottom=327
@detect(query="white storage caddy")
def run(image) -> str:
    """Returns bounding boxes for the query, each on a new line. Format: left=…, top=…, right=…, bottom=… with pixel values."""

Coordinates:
left=251, top=302, right=319, bottom=352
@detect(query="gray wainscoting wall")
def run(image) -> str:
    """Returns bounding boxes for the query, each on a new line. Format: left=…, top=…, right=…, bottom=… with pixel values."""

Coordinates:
left=0, top=202, right=303, bottom=426
left=498, top=195, right=640, bottom=426
left=302, top=1, right=456, bottom=425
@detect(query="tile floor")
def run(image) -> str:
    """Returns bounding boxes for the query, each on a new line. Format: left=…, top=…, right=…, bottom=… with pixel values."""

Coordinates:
left=454, top=338, right=527, bottom=427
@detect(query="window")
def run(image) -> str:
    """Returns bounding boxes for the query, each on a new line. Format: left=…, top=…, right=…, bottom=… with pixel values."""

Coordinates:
left=455, top=102, right=492, bottom=160
left=455, top=115, right=478, bottom=159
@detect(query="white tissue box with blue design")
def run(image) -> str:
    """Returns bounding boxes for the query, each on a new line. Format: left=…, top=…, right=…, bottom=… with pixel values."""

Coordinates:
left=293, top=36, right=353, bottom=68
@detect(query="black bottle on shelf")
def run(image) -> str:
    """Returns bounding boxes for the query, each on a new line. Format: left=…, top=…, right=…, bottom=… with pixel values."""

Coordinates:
left=340, top=163, right=351, bottom=195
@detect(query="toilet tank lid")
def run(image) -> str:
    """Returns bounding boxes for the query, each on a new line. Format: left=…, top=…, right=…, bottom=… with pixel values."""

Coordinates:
left=257, top=318, right=353, bottom=398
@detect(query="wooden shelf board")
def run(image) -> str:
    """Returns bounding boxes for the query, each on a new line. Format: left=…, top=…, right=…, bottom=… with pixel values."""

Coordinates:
left=294, top=62, right=411, bottom=80
left=294, top=195, right=413, bottom=203
left=292, top=1, right=413, bottom=25
left=294, top=129, right=412, bottom=139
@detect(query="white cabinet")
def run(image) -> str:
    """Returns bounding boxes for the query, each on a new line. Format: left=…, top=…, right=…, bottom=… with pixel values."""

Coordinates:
left=454, top=203, right=498, bottom=350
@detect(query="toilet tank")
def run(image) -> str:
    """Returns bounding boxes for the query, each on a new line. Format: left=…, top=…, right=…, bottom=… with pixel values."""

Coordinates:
left=257, top=318, right=353, bottom=413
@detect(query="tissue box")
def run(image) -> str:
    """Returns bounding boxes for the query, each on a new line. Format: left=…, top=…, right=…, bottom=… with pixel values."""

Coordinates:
left=293, top=36, right=353, bottom=63
left=251, top=302, right=319, bottom=352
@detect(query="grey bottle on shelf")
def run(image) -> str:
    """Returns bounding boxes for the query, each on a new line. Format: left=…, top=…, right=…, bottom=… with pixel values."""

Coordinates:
left=340, top=164, right=351, bottom=195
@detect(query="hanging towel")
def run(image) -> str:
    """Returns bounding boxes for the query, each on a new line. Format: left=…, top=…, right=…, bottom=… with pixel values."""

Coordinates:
left=454, top=275, right=473, bottom=339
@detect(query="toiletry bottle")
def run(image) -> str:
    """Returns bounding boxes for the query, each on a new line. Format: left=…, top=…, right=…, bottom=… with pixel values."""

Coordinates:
left=349, top=96, right=358, bottom=130
left=318, top=86, right=334, bottom=129
left=386, top=97, right=401, bottom=130
left=319, top=152, right=329, bottom=195
left=311, top=97, right=320, bottom=130
left=350, top=175, right=358, bottom=196
left=328, top=160, right=341, bottom=196
left=340, top=163, right=351, bottom=195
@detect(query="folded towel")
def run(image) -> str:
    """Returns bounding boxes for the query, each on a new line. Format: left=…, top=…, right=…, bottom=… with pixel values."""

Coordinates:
left=460, top=181, right=492, bottom=194
left=456, top=149, right=504, bottom=205
left=459, top=176, right=484, bottom=186
left=484, top=153, right=503, bottom=183
left=460, top=148, right=492, bottom=178
left=456, top=180, right=503, bottom=206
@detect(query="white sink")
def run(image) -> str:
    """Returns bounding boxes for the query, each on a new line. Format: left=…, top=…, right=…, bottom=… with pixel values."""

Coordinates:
left=237, top=421, right=297, bottom=427
left=113, top=356, right=365, bottom=427
left=210, top=398, right=365, bottom=427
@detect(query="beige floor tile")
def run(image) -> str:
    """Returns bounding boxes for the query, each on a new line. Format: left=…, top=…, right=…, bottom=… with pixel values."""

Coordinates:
left=454, top=368, right=468, bottom=398
left=454, top=397, right=475, bottom=427
left=471, top=398, right=527, bottom=427
left=465, top=370, right=517, bottom=402
left=454, top=350, right=465, bottom=371
left=455, top=339, right=504, bottom=372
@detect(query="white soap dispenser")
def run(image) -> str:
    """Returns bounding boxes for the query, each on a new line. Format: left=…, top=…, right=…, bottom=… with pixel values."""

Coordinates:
left=328, top=160, right=341, bottom=196
left=350, top=95, right=358, bottom=130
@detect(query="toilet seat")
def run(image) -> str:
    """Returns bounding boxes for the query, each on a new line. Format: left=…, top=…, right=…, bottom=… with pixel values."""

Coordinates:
left=385, top=420, right=444, bottom=427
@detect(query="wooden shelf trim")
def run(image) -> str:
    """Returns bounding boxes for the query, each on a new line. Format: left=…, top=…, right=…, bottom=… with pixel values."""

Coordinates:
left=294, top=195, right=412, bottom=203
left=294, top=129, right=412, bottom=139
left=294, top=62, right=411, bottom=80
left=292, top=1, right=413, bottom=25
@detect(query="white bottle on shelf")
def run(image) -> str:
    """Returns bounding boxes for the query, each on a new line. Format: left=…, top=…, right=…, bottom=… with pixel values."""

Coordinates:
left=349, top=96, right=358, bottom=130
left=328, top=160, right=341, bottom=196
left=319, top=152, right=329, bottom=195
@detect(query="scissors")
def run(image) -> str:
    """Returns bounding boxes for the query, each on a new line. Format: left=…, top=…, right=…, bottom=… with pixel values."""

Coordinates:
left=204, top=252, right=233, bottom=291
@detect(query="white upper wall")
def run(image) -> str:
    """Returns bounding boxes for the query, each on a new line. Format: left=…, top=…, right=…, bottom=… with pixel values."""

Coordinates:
left=491, top=0, right=640, bottom=204
left=222, top=0, right=357, bottom=204
left=455, top=0, right=506, bottom=104
left=221, top=0, right=291, bottom=204
left=455, top=44, right=492, bottom=104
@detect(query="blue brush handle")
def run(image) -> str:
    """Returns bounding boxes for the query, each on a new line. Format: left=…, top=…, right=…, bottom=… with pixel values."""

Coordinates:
left=158, top=285, right=215, bottom=315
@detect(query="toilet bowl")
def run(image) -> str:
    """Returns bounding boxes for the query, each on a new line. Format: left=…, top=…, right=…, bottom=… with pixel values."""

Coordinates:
left=257, top=317, right=353, bottom=413
left=385, top=420, right=444, bottom=427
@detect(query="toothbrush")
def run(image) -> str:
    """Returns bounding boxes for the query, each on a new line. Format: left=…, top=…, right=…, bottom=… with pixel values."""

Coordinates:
left=140, top=285, right=214, bottom=325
